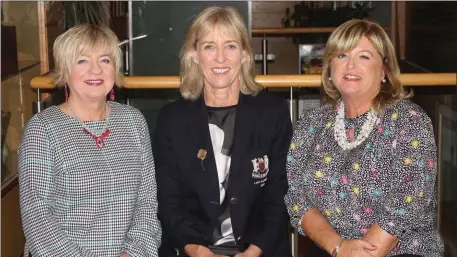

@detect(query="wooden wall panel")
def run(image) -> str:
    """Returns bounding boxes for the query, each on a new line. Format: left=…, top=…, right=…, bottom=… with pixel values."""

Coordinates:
left=1, top=186, right=25, bottom=257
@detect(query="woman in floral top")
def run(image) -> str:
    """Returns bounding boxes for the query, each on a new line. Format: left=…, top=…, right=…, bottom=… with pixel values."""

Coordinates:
left=285, top=19, right=443, bottom=257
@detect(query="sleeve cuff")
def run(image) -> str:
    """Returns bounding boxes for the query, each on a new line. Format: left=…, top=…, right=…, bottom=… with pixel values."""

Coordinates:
left=122, top=243, right=146, bottom=257
left=377, top=219, right=407, bottom=238
left=297, top=214, right=306, bottom=236
left=289, top=204, right=311, bottom=235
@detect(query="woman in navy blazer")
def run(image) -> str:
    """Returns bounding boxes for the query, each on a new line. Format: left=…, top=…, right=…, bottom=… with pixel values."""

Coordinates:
left=153, top=7, right=293, bottom=257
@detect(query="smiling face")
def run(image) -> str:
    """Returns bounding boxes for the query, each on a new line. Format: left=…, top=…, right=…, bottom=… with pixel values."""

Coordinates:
left=192, top=25, right=246, bottom=92
left=67, top=47, right=115, bottom=101
left=330, top=36, right=385, bottom=100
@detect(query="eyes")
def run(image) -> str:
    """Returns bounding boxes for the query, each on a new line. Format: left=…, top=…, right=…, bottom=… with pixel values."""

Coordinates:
left=336, top=53, right=371, bottom=60
left=202, top=43, right=238, bottom=51
left=76, top=57, right=111, bottom=65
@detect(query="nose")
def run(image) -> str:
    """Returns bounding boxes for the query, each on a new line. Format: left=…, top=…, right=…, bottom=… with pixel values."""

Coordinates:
left=215, top=47, right=226, bottom=63
left=346, top=56, right=355, bottom=69
left=89, top=61, right=102, bottom=74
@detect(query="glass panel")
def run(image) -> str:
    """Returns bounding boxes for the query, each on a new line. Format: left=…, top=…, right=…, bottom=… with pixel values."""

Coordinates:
left=131, top=1, right=250, bottom=76
left=437, top=104, right=457, bottom=256
left=1, top=1, right=40, bottom=185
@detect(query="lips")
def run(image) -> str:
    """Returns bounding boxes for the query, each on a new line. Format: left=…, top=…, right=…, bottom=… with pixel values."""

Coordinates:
left=84, top=79, right=104, bottom=86
left=212, top=68, right=230, bottom=74
left=343, top=74, right=361, bottom=81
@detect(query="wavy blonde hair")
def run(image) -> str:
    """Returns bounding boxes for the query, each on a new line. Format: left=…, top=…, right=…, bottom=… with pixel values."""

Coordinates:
left=179, top=7, right=263, bottom=100
left=322, top=19, right=412, bottom=113
left=53, top=24, right=123, bottom=88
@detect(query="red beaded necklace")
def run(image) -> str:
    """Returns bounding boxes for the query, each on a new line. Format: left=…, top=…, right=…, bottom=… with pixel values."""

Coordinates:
left=69, top=102, right=111, bottom=150
left=82, top=127, right=110, bottom=150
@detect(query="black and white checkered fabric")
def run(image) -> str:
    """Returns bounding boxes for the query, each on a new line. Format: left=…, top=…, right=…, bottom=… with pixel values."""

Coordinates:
left=18, top=101, right=161, bottom=257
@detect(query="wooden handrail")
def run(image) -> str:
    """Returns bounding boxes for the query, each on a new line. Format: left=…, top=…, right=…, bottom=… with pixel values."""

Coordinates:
left=251, top=27, right=391, bottom=35
left=31, top=73, right=456, bottom=89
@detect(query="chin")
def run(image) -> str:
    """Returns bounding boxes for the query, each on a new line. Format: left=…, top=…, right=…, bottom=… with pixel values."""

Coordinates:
left=85, top=92, right=109, bottom=101
left=207, top=82, right=234, bottom=89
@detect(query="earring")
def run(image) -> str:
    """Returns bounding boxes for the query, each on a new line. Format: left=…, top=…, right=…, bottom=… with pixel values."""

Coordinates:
left=65, top=84, right=69, bottom=102
left=328, top=77, right=332, bottom=81
left=382, top=78, right=386, bottom=83
left=109, top=88, right=115, bottom=101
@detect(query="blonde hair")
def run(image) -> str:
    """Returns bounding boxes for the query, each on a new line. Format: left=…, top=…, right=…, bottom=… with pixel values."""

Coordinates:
left=179, top=7, right=263, bottom=100
left=53, top=24, right=123, bottom=87
left=322, top=19, right=412, bottom=113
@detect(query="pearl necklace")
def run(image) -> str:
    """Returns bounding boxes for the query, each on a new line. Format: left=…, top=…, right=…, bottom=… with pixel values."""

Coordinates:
left=333, top=100, right=377, bottom=151
left=68, top=102, right=111, bottom=150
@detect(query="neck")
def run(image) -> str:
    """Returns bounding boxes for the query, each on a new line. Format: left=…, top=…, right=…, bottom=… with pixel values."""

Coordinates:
left=68, top=97, right=108, bottom=121
left=204, top=85, right=239, bottom=107
left=342, top=96, right=373, bottom=118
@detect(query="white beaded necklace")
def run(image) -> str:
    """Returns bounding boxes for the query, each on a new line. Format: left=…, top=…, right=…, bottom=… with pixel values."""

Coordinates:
left=333, top=100, right=377, bottom=151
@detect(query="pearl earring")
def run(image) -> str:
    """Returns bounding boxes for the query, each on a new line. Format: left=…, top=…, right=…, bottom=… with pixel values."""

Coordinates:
left=382, top=78, right=386, bottom=83
left=329, top=77, right=332, bottom=81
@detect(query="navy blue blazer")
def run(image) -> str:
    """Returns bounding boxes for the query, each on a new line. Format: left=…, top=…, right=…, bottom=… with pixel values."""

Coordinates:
left=153, top=90, right=293, bottom=257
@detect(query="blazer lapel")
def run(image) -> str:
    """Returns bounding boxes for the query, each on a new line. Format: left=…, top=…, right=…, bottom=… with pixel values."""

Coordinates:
left=190, top=96, right=220, bottom=200
left=229, top=93, right=255, bottom=180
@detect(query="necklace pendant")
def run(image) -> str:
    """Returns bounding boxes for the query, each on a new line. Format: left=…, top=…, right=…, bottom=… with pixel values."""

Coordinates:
left=82, top=128, right=110, bottom=150
left=96, top=137, right=105, bottom=149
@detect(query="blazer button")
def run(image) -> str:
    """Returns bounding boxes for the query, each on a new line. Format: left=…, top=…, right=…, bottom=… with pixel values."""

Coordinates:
left=230, top=197, right=238, bottom=204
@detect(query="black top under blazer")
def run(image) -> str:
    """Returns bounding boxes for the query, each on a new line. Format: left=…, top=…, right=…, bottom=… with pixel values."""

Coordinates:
left=153, top=91, right=293, bottom=257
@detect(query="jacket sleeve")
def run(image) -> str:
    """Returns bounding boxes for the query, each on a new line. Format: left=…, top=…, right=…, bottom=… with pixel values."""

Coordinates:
left=18, top=116, right=98, bottom=257
left=122, top=113, right=162, bottom=256
left=377, top=108, right=439, bottom=238
left=246, top=100, right=293, bottom=254
left=153, top=107, right=208, bottom=254
left=284, top=110, right=318, bottom=236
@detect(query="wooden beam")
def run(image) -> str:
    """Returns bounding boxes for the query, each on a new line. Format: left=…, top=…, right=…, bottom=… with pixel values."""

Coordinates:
left=31, top=73, right=457, bottom=89
left=37, top=1, right=49, bottom=74
left=397, top=2, right=407, bottom=59
left=391, top=1, right=398, bottom=56
left=37, top=1, right=50, bottom=101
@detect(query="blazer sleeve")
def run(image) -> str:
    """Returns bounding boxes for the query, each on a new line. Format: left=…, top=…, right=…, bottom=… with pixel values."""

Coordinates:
left=122, top=113, right=162, bottom=256
left=153, top=107, right=208, bottom=254
left=247, top=100, right=293, bottom=254
left=18, top=116, right=98, bottom=257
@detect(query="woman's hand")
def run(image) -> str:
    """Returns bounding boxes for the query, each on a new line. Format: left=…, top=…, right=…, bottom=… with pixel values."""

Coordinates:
left=184, top=244, right=228, bottom=257
left=338, top=239, right=377, bottom=257
left=234, top=244, right=262, bottom=257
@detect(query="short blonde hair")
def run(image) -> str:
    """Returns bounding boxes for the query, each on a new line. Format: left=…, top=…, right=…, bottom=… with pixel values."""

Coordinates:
left=53, top=24, right=123, bottom=87
left=322, top=19, right=411, bottom=112
left=179, top=7, right=263, bottom=100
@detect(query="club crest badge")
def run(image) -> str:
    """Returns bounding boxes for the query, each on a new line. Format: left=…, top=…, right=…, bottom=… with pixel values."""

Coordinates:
left=252, top=155, right=269, bottom=181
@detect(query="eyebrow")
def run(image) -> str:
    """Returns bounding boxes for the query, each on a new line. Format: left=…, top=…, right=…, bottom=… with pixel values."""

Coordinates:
left=200, top=40, right=238, bottom=44
left=358, top=50, right=374, bottom=57
left=79, top=54, right=111, bottom=58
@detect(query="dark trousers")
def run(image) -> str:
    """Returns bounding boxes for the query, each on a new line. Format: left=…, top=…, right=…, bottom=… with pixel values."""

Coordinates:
left=308, top=243, right=422, bottom=257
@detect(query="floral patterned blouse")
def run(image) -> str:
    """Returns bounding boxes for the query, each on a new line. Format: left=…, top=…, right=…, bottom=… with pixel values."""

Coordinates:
left=285, top=99, right=444, bottom=256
